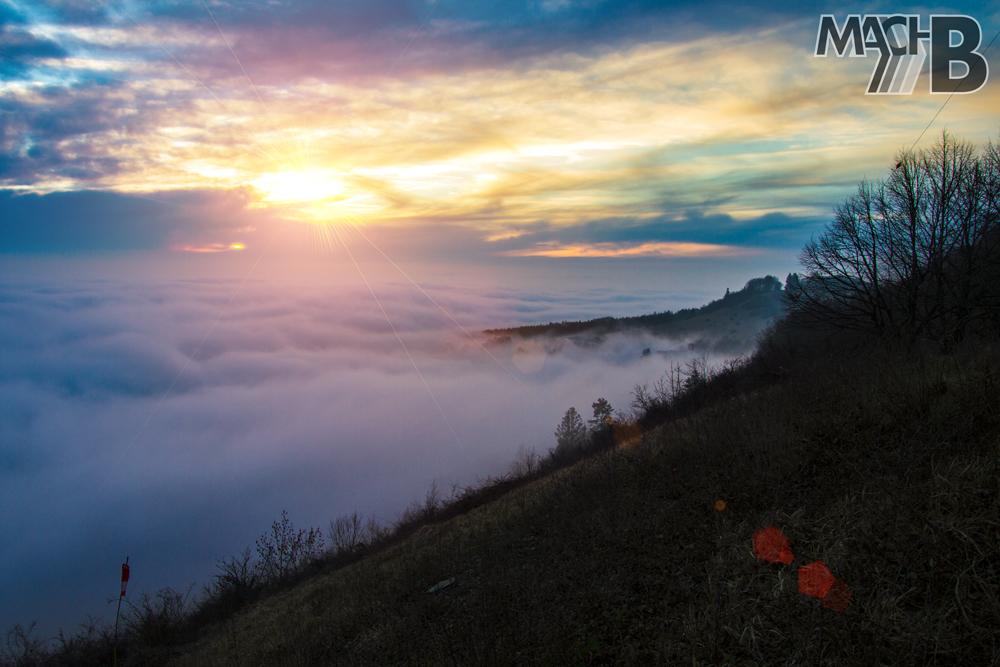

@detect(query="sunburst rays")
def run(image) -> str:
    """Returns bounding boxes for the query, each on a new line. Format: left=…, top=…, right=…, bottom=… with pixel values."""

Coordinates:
left=95, top=0, right=542, bottom=491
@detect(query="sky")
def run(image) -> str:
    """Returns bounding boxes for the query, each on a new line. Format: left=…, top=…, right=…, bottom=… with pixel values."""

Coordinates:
left=1, top=0, right=998, bottom=640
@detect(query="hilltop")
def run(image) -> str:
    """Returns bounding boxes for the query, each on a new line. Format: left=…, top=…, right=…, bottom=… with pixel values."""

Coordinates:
left=483, top=275, right=786, bottom=355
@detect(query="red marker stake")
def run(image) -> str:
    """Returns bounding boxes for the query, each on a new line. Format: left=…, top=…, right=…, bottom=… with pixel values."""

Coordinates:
left=114, top=557, right=129, bottom=667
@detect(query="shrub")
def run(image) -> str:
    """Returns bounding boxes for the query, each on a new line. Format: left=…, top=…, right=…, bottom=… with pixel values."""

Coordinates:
left=207, top=547, right=261, bottom=605
left=328, top=513, right=365, bottom=557
left=255, top=511, right=324, bottom=586
left=1, top=622, right=45, bottom=667
left=123, top=587, right=192, bottom=648
left=508, top=444, right=541, bottom=478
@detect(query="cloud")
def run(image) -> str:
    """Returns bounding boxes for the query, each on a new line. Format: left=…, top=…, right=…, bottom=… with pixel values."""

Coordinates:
left=0, top=182, right=822, bottom=261
left=173, top=242, right=246, bottom=252
left=463, top=209, right=824, bottom=257
left=0, top=189, right=174, bottom=250
left=0, top=269, right=778, bottom=636
left=502, top=240, right=748, bottom=257
left=0, top=81, right=127, bottom=183
left=8, top=4, right=991, bottom=227
left=3, top=6, right=995, bottom=283
left=14, top=1, right=111, bottom=26
left=0, top=27, right=66, bottom=77
left=0, top=187, right=289, bottom=252
left=0, top=3, right=67, bottom=78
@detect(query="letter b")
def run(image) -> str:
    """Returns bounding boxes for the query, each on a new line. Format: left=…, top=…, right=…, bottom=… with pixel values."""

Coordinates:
left=931, top=15, right=988, bottom=93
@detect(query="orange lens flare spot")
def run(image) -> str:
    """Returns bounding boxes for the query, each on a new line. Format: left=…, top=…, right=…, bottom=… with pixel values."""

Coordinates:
left=612, top=421, right=643, bottom=448
left=798, top=560, right=835, bottom=599
left=751, top=525, right=850, bottom=610
left=821, top=578, right=854, bottom=611
left=714, top=500, right=726, bottom=511
left=753, top=526, right=791, bottom=564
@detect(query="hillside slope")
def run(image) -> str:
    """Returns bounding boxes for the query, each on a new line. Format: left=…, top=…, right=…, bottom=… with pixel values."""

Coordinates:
left=168, top=338, right=1000, bottom=666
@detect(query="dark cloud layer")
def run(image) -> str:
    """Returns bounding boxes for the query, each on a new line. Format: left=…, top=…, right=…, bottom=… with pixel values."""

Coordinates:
left=1, top=190, right=173, bottom=250
left=0, top=188, right=288, bottom=252
left=25, top=0, right=993, bottom=73
left=0, top=3, right=66, bottom=77
left=16, top=1, right=110, bottom=26
left=1, top=186, right=821, bottom=258
left=478, top=210, right=824, bottom=253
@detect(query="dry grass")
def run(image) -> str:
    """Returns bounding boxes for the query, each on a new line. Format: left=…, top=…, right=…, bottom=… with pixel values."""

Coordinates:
left=165, top=339, right=1000, bottom=667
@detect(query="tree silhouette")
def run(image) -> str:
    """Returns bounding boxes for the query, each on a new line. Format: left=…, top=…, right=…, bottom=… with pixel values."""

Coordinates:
left=554, top=407, right=587, bottom=458
left=743, top=275, right=782, bottom=292
left=787, top=131, right=1000, bottom=341
left=588, top=398, right=614, bottom=432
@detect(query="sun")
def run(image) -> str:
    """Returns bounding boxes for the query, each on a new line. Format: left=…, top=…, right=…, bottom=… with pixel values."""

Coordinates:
left=249, top=169, right=381, bottom=232
left=252, top=170, right=346, bottom=206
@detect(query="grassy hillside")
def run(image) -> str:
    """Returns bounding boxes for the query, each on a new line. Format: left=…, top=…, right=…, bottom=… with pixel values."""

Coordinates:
left=162, top=332, right=1000, bottom=666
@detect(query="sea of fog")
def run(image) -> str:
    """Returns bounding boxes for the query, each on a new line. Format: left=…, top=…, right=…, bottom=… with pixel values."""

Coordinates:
left=0, top=255, right=777, bottom=638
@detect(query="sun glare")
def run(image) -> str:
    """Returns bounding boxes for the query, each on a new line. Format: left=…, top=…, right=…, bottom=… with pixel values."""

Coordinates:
left=253, top=170, right=346, bottom=205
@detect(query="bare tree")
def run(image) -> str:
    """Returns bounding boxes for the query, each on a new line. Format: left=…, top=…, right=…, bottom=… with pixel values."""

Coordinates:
left=208, top=547, right=260, bottom=604
left=364, top=515, right=391, bottom=546
left=255, top=510, right=324, bottom=585
left=789, top=131, right=1000, bottom=341
left=328, top=512, right=366, bottom=557
left=509, top=444, right=541, bottom=477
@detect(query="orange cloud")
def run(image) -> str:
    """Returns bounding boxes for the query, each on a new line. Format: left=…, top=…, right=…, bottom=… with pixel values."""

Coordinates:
left=172, top=243, right=245, bottom=253
left=502, top=241, right=750, bottom=258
